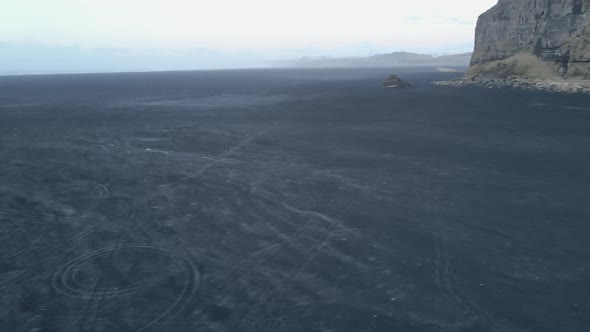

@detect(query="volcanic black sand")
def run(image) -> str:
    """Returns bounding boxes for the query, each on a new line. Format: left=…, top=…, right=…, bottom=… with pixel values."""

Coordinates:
left=1, top=68, right=589, bottom=332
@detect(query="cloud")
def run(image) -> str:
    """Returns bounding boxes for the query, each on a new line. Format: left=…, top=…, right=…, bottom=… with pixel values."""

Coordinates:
left=0, top=0, right=498, bottom=51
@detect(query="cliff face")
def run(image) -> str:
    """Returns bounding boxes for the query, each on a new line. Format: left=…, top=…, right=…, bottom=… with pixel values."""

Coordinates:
left=469, top=0, right=590, bottom=79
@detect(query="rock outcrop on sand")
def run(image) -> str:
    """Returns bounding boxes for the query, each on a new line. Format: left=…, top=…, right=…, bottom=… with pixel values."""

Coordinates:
left=436, top=0, right=590, bottom=94
left=382, top=75, right=411, bottom=88
left=435, top=76, right=590, bottom=94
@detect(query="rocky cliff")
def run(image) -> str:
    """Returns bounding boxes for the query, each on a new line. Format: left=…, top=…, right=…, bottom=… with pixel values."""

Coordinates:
left=468, top=0, right=590, bottom=80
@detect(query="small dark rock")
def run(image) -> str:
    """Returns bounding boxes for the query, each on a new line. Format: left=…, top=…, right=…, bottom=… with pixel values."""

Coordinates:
left=382, top=74, right=411, bottom=88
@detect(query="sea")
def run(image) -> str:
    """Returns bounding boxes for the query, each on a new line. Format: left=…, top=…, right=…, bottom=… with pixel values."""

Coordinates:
left=1, top=68, right=589, bottom=331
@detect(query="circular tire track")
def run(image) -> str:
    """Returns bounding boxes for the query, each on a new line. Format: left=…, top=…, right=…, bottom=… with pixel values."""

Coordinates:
left=52, top=245, right=200, bottom=331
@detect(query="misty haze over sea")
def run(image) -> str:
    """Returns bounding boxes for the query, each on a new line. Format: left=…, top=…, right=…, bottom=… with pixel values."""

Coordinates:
left=0, top=42, right=473, bottom=75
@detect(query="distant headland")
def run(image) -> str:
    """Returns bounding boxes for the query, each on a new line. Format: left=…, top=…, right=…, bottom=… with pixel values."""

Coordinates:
left=288, top=52, right=472, bottom=69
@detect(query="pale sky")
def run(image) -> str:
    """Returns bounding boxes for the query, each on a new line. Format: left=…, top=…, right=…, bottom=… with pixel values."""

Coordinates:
left=2, top=0, right=497, bottom=52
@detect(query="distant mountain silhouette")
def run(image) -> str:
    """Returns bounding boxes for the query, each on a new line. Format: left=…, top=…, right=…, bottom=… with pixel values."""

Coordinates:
left=292, top=52, right=472, bottom=68
left=0, top=42, right=472, bottom=75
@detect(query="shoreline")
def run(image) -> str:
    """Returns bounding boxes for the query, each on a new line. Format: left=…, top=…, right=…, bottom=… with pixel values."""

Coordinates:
left=433, top=76, right=590, bottom=95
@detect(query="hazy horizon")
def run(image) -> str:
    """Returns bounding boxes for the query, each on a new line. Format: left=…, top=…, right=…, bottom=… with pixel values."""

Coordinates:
left=1, top=0, right=497, bottom=74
